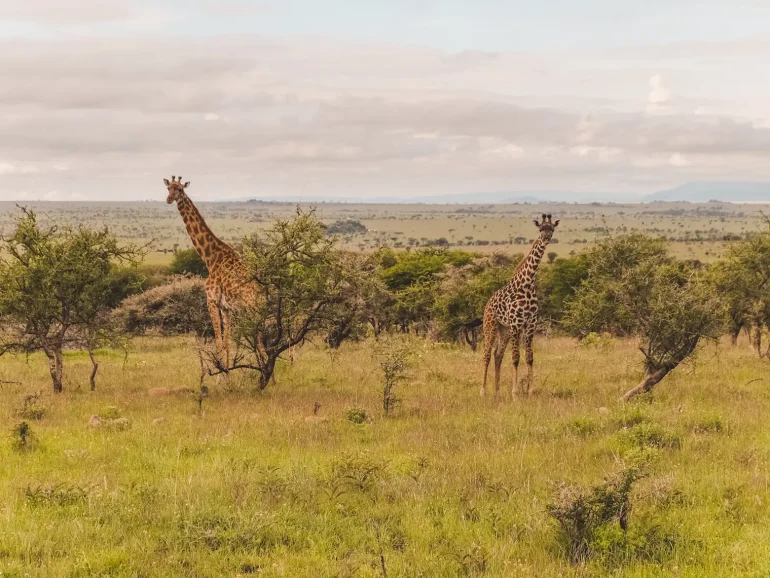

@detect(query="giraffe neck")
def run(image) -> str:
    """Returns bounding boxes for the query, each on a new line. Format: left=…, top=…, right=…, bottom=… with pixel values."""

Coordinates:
left=511, top=235, right=549, bottom=286
left=175, top=192, right=227, bottom=268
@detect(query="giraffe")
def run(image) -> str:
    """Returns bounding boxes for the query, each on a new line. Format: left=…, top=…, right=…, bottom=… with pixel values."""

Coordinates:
left=481, top=213, right=560, bottom=397
left=163, top=176, right=264, bottom=369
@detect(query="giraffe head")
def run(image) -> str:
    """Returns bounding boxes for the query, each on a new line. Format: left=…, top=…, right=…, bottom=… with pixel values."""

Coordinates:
left=534, top=213, right=560, bottom=241
left=163, top=175, right=190, bottom=204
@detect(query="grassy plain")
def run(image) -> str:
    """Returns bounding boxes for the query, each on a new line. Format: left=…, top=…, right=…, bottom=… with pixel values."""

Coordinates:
left=1, top=335, right=770, bottom=577
left=1, top=200, right=767, bottom=264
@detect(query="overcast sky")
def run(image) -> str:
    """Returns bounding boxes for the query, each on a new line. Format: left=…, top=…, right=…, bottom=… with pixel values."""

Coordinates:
left=1, top=0, right=769, bottom=201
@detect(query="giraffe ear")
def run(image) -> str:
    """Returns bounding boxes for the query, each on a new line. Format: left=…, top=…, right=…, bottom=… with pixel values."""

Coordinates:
left=183, top=181, right=190, bottom=188
left=554, top=219, right=560, bottom=227
left=163, top=178, right=170, bottom=186
left=534, top=219, right=541, bottom=227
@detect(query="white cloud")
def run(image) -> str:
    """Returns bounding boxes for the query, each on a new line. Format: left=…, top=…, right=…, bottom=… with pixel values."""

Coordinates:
left=0, top=161, right=39, bottom=175
left=1, top=0, right=140, bottom=23
left=669, top=153, right=690, bottom=167
left=0, top=36, right=768, bottom=200
left=648, top=75, right=670, bottom=105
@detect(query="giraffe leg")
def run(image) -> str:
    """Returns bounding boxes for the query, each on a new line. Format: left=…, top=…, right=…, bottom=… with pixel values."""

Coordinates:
left=221, top=307, right=232, bottom=371
left=206, top=291, right=224, bottom=355
left=523, top=324, right=536, bottom=395
left=493, top=324, right=509, bottom=395
left=481, top=314, right=497, bottom=397
left=510, top=326, right=521, bottom=397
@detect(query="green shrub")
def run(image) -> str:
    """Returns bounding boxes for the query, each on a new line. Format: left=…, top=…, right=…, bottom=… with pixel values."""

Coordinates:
left=615, top=407, right=649, bottom=429
left=690, top=415, right=725, bottom=434
left=622, top=423, right=681, bottom=450
left=548, top=465, right=646, bottom=564
left=11, top=421, right=38, bottom=453
left=592, top=517, right=680, bottom=567
left=16, top=392, right=46, bottom=420
left=568, top=417, right=599, bottom=437
left=346, top=408, right=369, bottom=424
left=169, top=248, right=208, bottom=277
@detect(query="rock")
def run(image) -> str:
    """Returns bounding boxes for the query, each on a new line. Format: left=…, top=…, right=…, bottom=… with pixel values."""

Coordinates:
left=148, top=387, right=170, bottom=396
left=88, top=415, right=102, bottom=428
left=598, top=407, right=610, bottom=415
left=152, top=417, right=166, bottom=426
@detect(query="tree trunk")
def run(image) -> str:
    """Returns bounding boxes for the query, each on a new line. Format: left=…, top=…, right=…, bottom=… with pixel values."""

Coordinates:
left=88, top=348, right=99, bottom=391
left=463, top=327, right=478, bottom=351
left=259, top=355, right=277, bottom=390
left=753, top=325, right=763, bottom=357
left=621, top=367, right=671, bottom=401
left=45, top=347, right=64, bottom=393
left=730, top=328, right=740, bottom=347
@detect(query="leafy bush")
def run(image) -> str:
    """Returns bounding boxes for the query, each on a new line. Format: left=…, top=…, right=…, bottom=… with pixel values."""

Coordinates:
left=538, top=254, right=590, bottom=322
left=325, top=219, right=368, bottom=235
left=433, top=253, right=518, bottom=348
left=169, top=248, right=208, bottom=277
left=591, top=516, right=680, bottom=567
left=16, top=392, right=47, bottom=420
left=568, top=417, right=600, bottom=437
left=578, top=331, right=614, bottom=350
left=345, top=408, right=370, bottom=424
left=374, top=339, right=413, bottom=416
left=615, top=407, right=649, bottom=429
left=689, top=415, right=725, bottom=434
left=548, top=465, right=646, bottom=564
left=113, top=276, right=212, bottom=337
left=621, top=423, right=681, bottom=450
left=11, top=421, right=39, bottom=452
left=106, top=264, right=167, bottom=308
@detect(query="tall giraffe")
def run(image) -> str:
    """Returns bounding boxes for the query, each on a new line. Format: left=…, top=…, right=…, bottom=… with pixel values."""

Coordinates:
left=481, top=213, right=560, bottom=397
left=163, top=176, right=263, bottom=368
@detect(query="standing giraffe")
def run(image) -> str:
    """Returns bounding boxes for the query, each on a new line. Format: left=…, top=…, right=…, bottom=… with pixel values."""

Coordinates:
left=163, top=176, right=264, bottom=369
left=481, top=213, right=560, bottom=397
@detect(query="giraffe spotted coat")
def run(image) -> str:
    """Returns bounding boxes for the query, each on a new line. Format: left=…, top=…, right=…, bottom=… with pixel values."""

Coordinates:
left=481, top=214, right=559, bottom=397
left=163, top=176, right=264, bottom=369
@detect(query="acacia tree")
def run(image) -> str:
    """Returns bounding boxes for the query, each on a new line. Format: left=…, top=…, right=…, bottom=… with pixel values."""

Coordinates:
left=433, top=253, right=517, bottom=349
left=564, top=235, right=724, bottom=401
left=323, top=253, right=386, bottom=349
left=0, top=209, right=139, bottom=392
left=207, top=208, right=375, bottom=389
left=711, top=217, right=770, bottom=354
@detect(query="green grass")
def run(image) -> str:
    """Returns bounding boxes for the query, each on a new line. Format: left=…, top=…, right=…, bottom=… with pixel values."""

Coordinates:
left=1, top=335, right=770, bottom=577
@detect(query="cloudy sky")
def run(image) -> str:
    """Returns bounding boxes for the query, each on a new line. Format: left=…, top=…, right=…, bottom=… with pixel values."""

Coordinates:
left=1, top=0, right=770, bottom=201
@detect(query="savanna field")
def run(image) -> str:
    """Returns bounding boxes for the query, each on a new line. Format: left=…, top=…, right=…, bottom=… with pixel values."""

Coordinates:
left=2, top=334, right=770, bottom=578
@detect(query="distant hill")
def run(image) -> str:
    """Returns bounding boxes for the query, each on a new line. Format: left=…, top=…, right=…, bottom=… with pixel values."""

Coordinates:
left=646, top=182, right=770, bottom=203
left=231, top=191, right=615, bottom=204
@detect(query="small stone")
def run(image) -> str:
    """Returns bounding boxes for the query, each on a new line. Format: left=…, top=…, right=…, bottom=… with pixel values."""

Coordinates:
left=152, top=417, right=166, bottom=426
left=598, top=407, right=610, bottom=415
left=88, top=415, right=102, bottom=428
